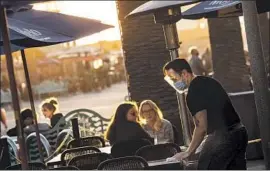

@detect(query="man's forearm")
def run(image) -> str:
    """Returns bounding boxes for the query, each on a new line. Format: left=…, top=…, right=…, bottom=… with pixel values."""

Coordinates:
left=187, top=127, right=206, bottom=155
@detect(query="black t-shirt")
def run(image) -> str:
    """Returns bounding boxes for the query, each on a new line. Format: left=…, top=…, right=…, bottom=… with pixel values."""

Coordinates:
left=186, top=76, right=240, bottom=134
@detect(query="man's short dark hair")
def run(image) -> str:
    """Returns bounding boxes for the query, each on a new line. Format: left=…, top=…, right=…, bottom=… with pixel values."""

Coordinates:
left=163, top=58, right=193, bottom=75
left=21, top=108, right=33, bottom=121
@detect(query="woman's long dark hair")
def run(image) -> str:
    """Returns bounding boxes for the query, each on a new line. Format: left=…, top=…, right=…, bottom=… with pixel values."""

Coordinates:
left=104, top=101, right=138, bottom=141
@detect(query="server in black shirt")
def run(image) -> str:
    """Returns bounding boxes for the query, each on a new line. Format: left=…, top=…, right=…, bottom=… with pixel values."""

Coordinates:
left=163, top=59, right=248, bottom=169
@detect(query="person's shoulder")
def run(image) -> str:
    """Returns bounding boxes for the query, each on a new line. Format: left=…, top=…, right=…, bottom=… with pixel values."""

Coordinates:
left=141, top=123, right=147, bottom=129
left=193, top=75, right=210, bottom=82
left=188, top=76, right=213, bottom=97
left=128, top=122, right=145, bottom=131
left=162, top=119, right=173, bottom=129
left=53, top=113, right=64, bottom=118
left=129, top=121, right=141, bottom=127
left=38, top=123, right=51, bottom=129
left=162, top=119, right=172, bottom=125
left=190, top=76, right=216, bottom=87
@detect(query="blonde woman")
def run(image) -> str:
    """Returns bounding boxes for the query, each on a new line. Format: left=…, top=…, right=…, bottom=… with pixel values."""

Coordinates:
left=139, top=100, right=174, bottom=144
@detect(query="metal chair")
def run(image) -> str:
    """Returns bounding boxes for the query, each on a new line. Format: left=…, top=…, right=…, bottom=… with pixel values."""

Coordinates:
left=5, top=162, right=46, bottom=170
left=61, top=146, right=101, bottom=164
left=67, top=136, right=105, bottom=149
left=97, top=156, right=148, bottom=170
left=42, top=117, right=68, bottom=151
left=135, top=143, right=181, bottom=161
left=1, top=135, right=19, bottom=165
left=111, top=139, right=152, bottom=158
left=67, top=152, right=112, bottom=170
left=55, top=129, right=73, bottom=153
left=64, top=108, right=110, bottom=137
left=26, top=133, right=51, bottom=162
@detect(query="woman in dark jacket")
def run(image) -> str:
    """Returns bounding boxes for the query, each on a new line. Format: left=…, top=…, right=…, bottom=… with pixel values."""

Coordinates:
left=104, top=101, right=152, bottom=145
left=40, top=97, right=63, bottom=128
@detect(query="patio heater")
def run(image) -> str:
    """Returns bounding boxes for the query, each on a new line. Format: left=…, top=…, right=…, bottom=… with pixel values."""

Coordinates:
left=127, top=0, right=200, bottom=146
left=154, top=8, right=192, bottom=145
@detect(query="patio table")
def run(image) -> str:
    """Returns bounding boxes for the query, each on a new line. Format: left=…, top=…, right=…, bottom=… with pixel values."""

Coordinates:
left=47, top=146, right=186, bottom=169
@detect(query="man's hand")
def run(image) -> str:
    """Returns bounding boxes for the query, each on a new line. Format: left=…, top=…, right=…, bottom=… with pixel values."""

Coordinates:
left=173, top=151, right=191, bottom=161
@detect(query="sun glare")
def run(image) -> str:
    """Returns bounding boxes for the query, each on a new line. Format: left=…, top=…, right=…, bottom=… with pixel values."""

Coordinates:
left=33, top=1, right=120, bottom=45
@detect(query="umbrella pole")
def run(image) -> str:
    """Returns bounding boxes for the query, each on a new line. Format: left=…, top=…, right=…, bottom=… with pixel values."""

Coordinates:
left=242, top=1, right=270, bottom=169
left=0, top=5, right=28, bottom=169
left=20, top=49, right=44, bottom=164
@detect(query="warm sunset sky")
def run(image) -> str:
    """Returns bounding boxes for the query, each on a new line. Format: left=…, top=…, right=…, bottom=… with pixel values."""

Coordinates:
left=33, top=1, right=205, bottom=45
left=33, top=1, right=120, bottom=45
left=33, top=1, right=247, bottom=49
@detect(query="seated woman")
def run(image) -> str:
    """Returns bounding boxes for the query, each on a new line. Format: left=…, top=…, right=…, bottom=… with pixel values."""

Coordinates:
left=40, top=97, right=63, bottom=128
left=104, top=101, right=152, bottom=145
left=7, top=108, right=50, bottom=136
left=139, top=100, right=174, bottom=144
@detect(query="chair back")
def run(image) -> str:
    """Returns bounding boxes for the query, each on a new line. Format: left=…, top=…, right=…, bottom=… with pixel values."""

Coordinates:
left=97, top=156, right=148, bottom=170
left=0, top=138, right=11, bottom=169
left=55, top=129, right=73, bottom=153
left=42, top=117, right=68, bottom=150
left=64, top=109, right=110, bottom=137
left=49, top=166, right=79, bottom=170
left=111, top=139, right=152, bottom=158
left=26, top=133, right=51, bottom=162
left=68, top=152, right=112, bottom=170
left=5, top=162, right=46, bottom=170
left=67, top=136, right=105, bottom=149
left=136, top=143, right=181, bottom=161
left=1, top=136, right=18, bottom=165
left=61, top=146, right=101, bottom=164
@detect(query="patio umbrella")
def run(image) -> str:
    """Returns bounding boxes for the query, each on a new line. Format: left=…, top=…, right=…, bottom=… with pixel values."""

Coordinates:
left=1, top=1, right=48, bottom=8
left=1, top=9, right=113, bottom=47
left=182, top=0, right=270, bottom=19
left=126, top=0, right=199, bottom=18
left=0, top=4, right=113, bottom=168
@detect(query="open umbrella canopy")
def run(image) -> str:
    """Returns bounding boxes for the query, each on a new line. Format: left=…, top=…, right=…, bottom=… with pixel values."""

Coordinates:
left=5, top=4, right=32, bottom=13
left=0, top=9, right=113, bottom=47
left=0, top=8, right=114, bottom=54
left=126, top=0, right=199, bottom=18
left=182, top=0, right=270, bottom=19
left=0, top=44, right=25, bottom=55
left=0, top=1, right=49, bottom=8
